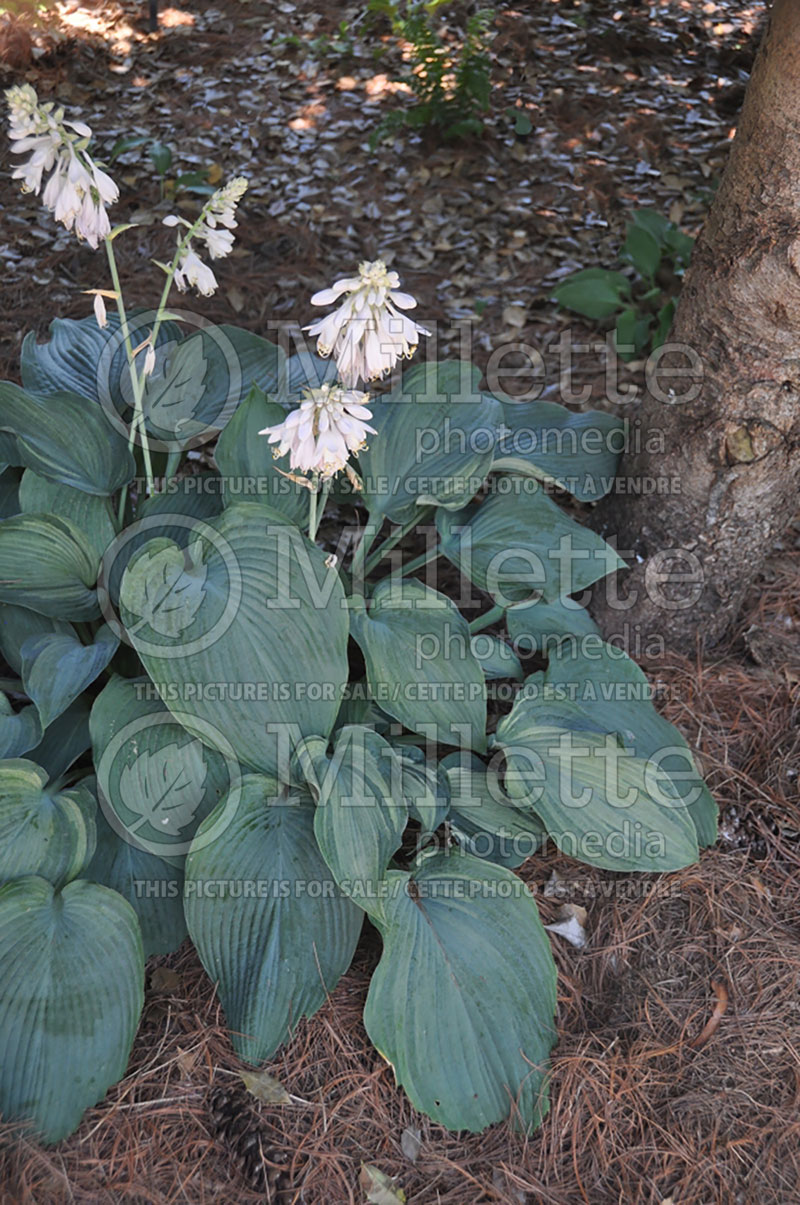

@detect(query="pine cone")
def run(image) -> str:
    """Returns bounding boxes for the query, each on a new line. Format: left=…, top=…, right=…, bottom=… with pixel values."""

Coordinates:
left=207, top=1084, right=292, bottom=1200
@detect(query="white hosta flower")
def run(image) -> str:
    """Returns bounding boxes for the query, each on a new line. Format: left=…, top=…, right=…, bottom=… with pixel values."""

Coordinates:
left=5, top=84, right=118, bottom=249
left=93, top=292, right=107, bottom=328
left=260, top=384, right=376, bottom=479
left=143, top=344, right=156, bottom=377
left=305, top=259, right=429, bottom=388
left=201, top=224, right=235, bottom=259
left=174, top=246, right=218, bottom=296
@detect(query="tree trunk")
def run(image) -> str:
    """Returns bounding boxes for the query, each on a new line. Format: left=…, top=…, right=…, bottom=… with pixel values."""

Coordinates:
left=591, top=0, right=800, bottom=653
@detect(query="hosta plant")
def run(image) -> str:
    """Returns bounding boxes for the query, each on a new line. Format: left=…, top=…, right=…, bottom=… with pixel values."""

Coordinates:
left=0, top=88, right=717, bottom=1144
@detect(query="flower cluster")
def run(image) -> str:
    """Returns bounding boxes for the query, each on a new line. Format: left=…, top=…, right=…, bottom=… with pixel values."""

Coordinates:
left=260, top=384, right=376, bottom=479
left=164, top=176, right=247, bottom=297
left=305, top=258, right=429, bottom=388
left=5, top=84, right=118, bottom=249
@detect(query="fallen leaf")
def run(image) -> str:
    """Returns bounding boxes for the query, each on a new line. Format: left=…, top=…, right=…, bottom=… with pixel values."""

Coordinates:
left=400, top=1126, right=422, bottom=1163
left=360, top=1163, right=406, bottom=1204
left=545, top=903, right=588, bottom=949
left=239, top=1068, right=292, bottom=1105
left=150, top=967, right=182, bottom=992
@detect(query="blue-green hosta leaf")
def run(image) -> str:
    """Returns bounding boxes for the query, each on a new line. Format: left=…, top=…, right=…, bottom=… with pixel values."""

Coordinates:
left=0, top=875, right=144, bottom=1142
left=506, top=595, right=600, bottom=656
left=0, top=759, right=96, bottom=887
left=18, top=469, right=116, bottom=562
left=85, top=809, right=186, bottom=958
left=0, top=382, right=134, bottom=497
left=214, top=385, right=308, bottom=524
left=100, top=477, right=224, bottom=616
left=137, top=473, right=224, bottom=526
left=0, top=513, right=100, bottom=620
left=436, top=487, right=624, bottom=606
left=358, top=361, right=504, bottom=523
left=122, top=541, right=208, bottom=640
left=493, top=700, right=699, bottom=871
left=136, top=326, right=286, bottom=450
left=442, top=750, right=544, bottom=868
left=215, top=325, right=285, bottom=405
left=396, top=743, right=450, bottom=832
left=493, top=400, right=624, bottom=501
left=140, top=333, right=212, bottom=447
left=0, top=695, right=42, bottom=760
left=184, top=774, right=363, bottom=1063
left=119, top=503, right=350, bottom=778
left=26, top=696, right=91, bottom=783
left=282, top=348, right=339, bottom=396
left=469, top=632, right=523, bottom=680
left=0, top=604, right=72, bottom=674
left=21, top=624, right=118, bottom=729
left=364, top=851, right=557, bottom=1132
left=534, top=643, right=717, bottom=846
left=294, top=726, right=407, bottom=918
left=350, top=577, right=486, bottom=751
left=20, top=310, right=178, bottom=406
left=91, top=676, right=231, bottom=860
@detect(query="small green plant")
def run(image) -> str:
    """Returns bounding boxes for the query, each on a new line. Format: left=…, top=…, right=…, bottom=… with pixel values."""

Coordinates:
left=369, top=0, right=493, bottom=146
left=553, top=209, right=695, bottom=361
left=108, top=135, right=216, bottom=200
left=276, top=20, right=355, bottom=60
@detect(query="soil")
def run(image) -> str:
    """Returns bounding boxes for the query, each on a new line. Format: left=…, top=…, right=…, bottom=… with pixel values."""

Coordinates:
left=1, top=1, right=799, bottom=1202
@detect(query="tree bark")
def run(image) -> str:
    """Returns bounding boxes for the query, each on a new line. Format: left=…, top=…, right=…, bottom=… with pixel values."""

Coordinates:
left=591, top=0, right=800, bottom=653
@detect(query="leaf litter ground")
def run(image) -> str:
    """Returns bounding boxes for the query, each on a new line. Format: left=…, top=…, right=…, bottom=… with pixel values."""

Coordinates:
left=2, top=1, right=799, bottom=1202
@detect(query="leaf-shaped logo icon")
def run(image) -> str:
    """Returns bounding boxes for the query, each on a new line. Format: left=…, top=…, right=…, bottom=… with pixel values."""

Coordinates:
left=118, top=739, right=208, bottom=839
left=124, top=543, right=207, bottom=639
left=142, top=336, right=209, bottom=442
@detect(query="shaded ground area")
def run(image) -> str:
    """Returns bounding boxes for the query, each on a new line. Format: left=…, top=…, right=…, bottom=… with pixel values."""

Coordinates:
left=2, top=1, right=800, bottom=1202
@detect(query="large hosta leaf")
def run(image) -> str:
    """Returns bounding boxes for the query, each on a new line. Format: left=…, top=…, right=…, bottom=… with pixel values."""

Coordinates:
left=493, top=400, right=624, bottom=501
left=364, top=851, right=557, bottom=1132
left=0, top=696, right=41, bottom=760
left=442, top=751, right=544, bottom=869
left=350, top=577, right=486, bottom=751
left=0, top=382, right=134, bottom=496
left=27, top=696, right=91, bottom=783
left=0, top=759, right=96, bottom=887
left=214, top=385, right=307, bottom=524
left=0, top=604, right=72, bottom=674
left=21, top=624, right=118, bottom=728
left=119, top=503, right=349, bottom=777
left=138, top=328, right=282, bottom=450
left=0, top=875, right=144, bottom=1142
left=295, top=726, right=407, bottom=917
left=0, top=513, right=100, bottom=620
left=493, top=700, right=699, bottom=871
left=20, top=311, right=178, bottom=407
left=358, top=362, right=504, bottom=523
left=19, top=469, right=117, bottom=562
left=85, top=810, right=186, bottom=958
left=396, top=744, right=450, bottom=833
left=91, top=676, right=231, bottom=859
left=506, top=594, right=600, bottom=655
left=533, top=643, right=717, bottom=846
left=436, top=486, right=624, bottom=605
left=184, top=774, right=363, bottom=1063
